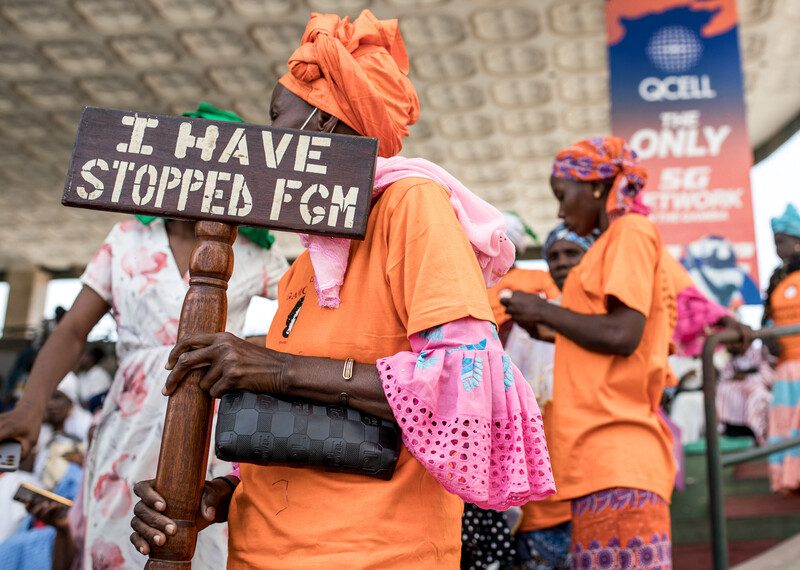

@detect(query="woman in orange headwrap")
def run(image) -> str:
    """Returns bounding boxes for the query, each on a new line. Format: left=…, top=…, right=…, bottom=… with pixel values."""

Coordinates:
left=129, top=10, right=554, bottom=569
left=501, top=137, right=676, bottom=569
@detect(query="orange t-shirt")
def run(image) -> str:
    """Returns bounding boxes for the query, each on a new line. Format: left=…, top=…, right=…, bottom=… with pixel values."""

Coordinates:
left=771, top=270, right=800, bottom=363
left=549, top=214, right=677, bottom=502
left=519, top=402, right=572, bottom=531
left=227, top=178, right=495, bottom=569
left=487, top=268, right=560, bottom=326
left=663, top=253, right=695, bottom=295
left=487, top=271, right=571, bottom=530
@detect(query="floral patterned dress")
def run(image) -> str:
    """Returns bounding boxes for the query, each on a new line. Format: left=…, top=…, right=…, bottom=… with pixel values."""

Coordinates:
left=78, top=219, right=287, bottom=569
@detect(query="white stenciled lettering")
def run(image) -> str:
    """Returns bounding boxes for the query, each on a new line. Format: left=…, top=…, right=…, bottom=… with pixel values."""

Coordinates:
left=76, top=158, right=108, bottom=200
left=228, top=174, right=252, bottom=217
left=305, top=137, right=331, bottom=174
left=116, top=115, right=159, bottom=155
left=262, top=131, right=293, bottom=168
left=218, top=128, right=249, bottom=166
left=110, top=160, right=134, bottom=203
left=155, top=166, right=182, bottom=208
left=270, top=178, right=302, bottom=220
left=300, top=183, right=329, bottom=225
left=201, top=171, right=231, bottom=215
left=294, top=135, right=311, bottom=172
left=174, top=122, right=219, bottom=161
left=292, top=135, right=331, bottom=174
left=177, top=169, right=205, bottom=211
left=327, top=185, right=359, bottom=228
left=132, top=164, right=158, bottom=206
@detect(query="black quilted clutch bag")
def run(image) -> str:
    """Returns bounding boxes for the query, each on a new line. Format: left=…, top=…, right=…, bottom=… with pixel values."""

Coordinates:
left=215, top=390, right=402, bottom=480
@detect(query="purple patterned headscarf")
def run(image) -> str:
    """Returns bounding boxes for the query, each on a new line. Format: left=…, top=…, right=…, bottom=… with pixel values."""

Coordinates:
left=551, top=136, right=650, bottom=221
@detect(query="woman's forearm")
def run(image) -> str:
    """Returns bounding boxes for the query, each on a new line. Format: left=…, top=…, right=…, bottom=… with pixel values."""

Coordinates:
left=536, top=302, right=644, bottom=356
left=283, top=355, right=393, bottom=420
left=51, top=526, right=76, bottom=570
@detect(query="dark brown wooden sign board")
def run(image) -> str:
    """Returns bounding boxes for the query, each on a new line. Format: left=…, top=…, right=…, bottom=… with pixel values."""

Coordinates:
left=62, top=107, right=378, bottom=239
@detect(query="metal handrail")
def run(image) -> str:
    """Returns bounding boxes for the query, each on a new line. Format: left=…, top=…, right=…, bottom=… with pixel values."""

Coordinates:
left=721, top=434, right=800, bottom=467
left=703, top=323, right=800, bottom=570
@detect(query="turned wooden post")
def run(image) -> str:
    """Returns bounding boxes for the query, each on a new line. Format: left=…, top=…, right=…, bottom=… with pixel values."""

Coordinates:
left=145, top=221, right=236, bottom=568
left=61, top=106, right=378, bottom=568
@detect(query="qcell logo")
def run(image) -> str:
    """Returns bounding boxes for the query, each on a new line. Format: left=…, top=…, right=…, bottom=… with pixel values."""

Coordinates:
left=638, top=75, right=717, bottom=102
left=647, top=26, right=703, bottom=74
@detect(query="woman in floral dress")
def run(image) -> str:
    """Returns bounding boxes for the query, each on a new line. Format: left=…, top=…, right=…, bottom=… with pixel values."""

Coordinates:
left=0, top=216, right=287, bottom=569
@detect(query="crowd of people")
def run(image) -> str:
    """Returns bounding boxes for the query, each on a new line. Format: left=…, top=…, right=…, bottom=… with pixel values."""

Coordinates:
left=0, top=9, right=798, bottom=570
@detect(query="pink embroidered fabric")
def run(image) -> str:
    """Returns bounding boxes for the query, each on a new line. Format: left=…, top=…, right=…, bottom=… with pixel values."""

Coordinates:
left=299, top=156, right=515, bottom=307
left=377, top=317, right=556, bottom=510
left=673, top=286, right=730, bottom=357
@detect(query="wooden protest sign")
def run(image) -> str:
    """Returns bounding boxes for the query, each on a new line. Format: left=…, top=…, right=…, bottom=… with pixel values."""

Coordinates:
left=62, top=107, right=378, bottom=238
left=61, top=107, right=377, bottom=569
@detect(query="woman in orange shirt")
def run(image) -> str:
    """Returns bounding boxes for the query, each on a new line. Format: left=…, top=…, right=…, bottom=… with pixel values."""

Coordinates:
left=460, top=221, right=589, bottom=570
left=127, top=10, right=555, bottom=569
left=502, top=137, right=676, bottom=569
left=765, top=203, right=800, bottom=492
left=505, top=223, right=596, bottom=570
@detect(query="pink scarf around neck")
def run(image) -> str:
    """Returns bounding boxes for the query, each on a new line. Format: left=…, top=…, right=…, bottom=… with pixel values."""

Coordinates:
left=299, top=156, right=515, bottom=307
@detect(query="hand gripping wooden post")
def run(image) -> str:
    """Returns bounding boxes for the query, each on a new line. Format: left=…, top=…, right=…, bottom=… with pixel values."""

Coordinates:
left=146, top=221, right=236, bottom=568
left=62, top=107, right=378, bottom=567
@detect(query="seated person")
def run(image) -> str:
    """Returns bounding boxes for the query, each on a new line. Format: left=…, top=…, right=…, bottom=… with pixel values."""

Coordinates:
left=717, top=344, right=773, bottom=444
left=0, top=387, right=84, bottom=570
left=74, top=347, right=111, bottom=414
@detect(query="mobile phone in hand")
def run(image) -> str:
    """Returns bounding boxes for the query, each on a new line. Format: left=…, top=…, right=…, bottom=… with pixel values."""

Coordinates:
left=0, top=439, right=21, bottom=472
left=13, top=482, right=72, bottom=516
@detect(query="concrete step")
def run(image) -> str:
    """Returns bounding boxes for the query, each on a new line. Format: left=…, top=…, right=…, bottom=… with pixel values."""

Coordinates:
left=675, top=539, right=783, bottom=569
left=732, top=533, right=800, bottom=569
left=725, top=493, right=800, bottom=518
left=673, top=513, right=800, bottom=545
left=672, top=452, right=800, bottom=567
left=733, top=461, right=769, bottom=480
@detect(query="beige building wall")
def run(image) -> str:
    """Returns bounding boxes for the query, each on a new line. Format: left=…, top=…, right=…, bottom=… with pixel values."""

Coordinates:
left=3, top=268, right=49, bottom=339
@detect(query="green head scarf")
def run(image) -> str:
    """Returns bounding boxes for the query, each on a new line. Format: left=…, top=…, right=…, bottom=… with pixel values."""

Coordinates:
left=135, top=102, right=275, bottom=250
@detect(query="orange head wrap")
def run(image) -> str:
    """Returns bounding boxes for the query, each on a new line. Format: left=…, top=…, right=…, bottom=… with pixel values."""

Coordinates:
left=279, top=10, right=420, bottom=158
